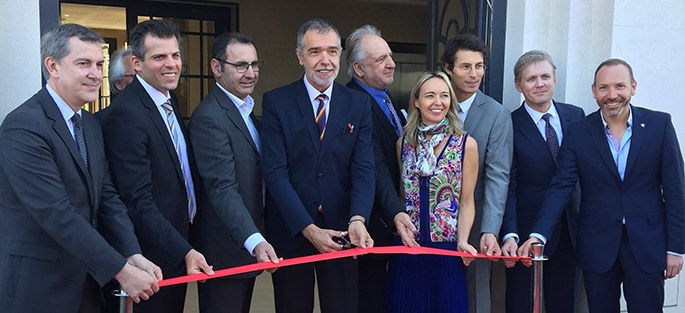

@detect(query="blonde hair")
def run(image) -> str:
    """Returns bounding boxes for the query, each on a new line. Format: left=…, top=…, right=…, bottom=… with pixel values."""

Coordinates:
left=404, top=71, right=464, bottom=147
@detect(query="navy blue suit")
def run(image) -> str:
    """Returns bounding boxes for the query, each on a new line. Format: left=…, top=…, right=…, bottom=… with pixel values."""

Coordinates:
left=533, top=106, right=685, bottom=312
left=501, top=101, right=584, bottom=313
left=261, top=78, right=375, bottom=313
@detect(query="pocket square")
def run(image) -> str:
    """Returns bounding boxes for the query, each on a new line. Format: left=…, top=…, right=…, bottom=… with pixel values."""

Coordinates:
left=346, top=123, right=355, bottom=133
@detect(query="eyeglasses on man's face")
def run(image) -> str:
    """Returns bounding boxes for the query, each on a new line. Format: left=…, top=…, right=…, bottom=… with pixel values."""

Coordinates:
left=215, top=58, right=264, bottom=73
left=456, top=63, right=487, bottom=73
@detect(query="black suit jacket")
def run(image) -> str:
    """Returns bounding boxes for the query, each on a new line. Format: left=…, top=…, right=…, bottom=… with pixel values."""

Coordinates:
left=502, top=101, right=584, bottom=256
left=0, top=88, right=140, bottom=312
left=101, top=77, right=195, bottom=277
left=346, top=80, right=405, bottom=246
left=261, top=79, right=375, bottom=251
left=188, top=86, right=263, bottom=278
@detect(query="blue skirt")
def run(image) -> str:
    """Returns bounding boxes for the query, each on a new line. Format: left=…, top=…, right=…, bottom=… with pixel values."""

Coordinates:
left=385, top=177, right=468, bottom=313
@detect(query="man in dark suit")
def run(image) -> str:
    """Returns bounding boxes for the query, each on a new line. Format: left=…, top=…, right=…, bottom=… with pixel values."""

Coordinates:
left=261, top=19, right=375, bottom=313
left=0, top=24, right=160, bottom=313
left=441, top=34, right=513, bottom=313
left=189, top=32, right=280, bottom=313
left=100, top=20, right=214, bottom=313
left=519, top=58, right=685, bottom=312
left=500, top=50, right=584, bottom=313
left=344, top=24, right=416, bottom=313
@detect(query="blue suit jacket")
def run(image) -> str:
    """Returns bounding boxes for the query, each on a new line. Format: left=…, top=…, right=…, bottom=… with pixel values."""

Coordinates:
left=534, top=106, right=685, bottom=273
left=502, top=101, right=584, bottom=257
left=261, top=79, right=375, bottom=251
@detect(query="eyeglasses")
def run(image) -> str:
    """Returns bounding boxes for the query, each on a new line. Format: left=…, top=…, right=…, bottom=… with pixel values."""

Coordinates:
left=455, top=63, right=487, bottom=73
left=215, top=58, right=263, bottom=73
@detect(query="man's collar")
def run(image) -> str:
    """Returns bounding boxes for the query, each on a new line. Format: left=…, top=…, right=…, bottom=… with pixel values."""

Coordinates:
left=523, top=100, right=558, bottom=123
left=600, top=105, right=633, bottom=129
left=136, top=75, right=171, bottom=106
left=216, top=82, right=254, bottom=113
left=458, top=92, right=477, bottom=114
left=353, top=78, right=388, bottom=100
left=45, top=83, right=81, bottom=121
left=303, top=74, right=333, bottom=101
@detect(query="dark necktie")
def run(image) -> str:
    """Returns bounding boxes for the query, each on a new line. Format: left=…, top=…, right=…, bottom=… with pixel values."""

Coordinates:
left=541, top=113, right=559, bottom=164
left=315, top=94, right=327, bottom=141
left=161, top=101, right=197, bottom=222
left=71, top=113, right=88, bottom=167
left=384, top=95, right=404, bottom=136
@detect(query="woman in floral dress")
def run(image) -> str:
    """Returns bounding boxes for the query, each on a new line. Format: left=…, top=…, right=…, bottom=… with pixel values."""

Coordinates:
left=386, top=71, right=478, bottom=313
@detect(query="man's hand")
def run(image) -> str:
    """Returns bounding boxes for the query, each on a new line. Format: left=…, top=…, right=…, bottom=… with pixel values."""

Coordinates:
left=458, top=241, right=478, bottom=266
left=127, top=253, right=163, bottom=281
left=517, top=236, right=542, bottom=267
left=480, top=233, right=502, bottom=260
left=665, top=254, right=684, bottom=279
left=301, top=224, right=349, bottom=253
left=185, top=249, right=214, bottom=282
left=254, top=241, right=281, bottom=273
left=114, top=263, right=159, bottom=303
left=348, top=216, right=373, bottom=248
left=501, top=237, right=519, bottom=268
left=394, top=212, right=418, bottom=247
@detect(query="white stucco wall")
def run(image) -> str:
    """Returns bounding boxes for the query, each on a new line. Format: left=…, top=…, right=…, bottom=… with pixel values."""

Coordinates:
left=504, top=0, right=685, bottom=312
left=0, top=0, right=42, bottom=121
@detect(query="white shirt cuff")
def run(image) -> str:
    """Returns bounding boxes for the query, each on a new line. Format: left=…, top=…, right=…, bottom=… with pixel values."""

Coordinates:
left=529, top=233, right=547, bottom=244
left=502, top=233, right=519, bottom=244
left=667, top=251, right=684, bottom=257
left=244, top=232, right=266, bottom=257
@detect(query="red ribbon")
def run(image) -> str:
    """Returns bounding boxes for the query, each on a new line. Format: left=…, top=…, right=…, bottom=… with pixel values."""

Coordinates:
left=158, top=246, right=528, bottom=287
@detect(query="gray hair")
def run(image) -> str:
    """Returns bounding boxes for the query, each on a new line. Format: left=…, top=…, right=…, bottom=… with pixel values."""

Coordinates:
left=345, top=25, right=381, bottom=79
left=513, top=50, right=557, bottom=83
left=41, top=24, right=103, bottom=79
left=109, top=47, right=133, bottom=95
left=296, top=19, right=340, bottom=53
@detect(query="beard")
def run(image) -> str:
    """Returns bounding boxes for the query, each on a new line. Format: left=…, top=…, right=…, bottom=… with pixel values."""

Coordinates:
left=304, top=65, right=338, bottom=90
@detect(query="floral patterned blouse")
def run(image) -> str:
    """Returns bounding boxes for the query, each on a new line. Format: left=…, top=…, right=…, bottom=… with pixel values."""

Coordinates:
left=401, top=133, right=466, bottom=242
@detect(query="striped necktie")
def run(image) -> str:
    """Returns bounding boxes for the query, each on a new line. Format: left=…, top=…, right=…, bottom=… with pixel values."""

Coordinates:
left=384, top=95, right=404, bottom=136
left=161, top=101, right=197, bottom=222
left=315, top=94, right=327, bottom=141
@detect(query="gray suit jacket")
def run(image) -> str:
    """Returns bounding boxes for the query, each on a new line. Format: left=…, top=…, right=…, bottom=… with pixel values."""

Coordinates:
left=462, top=90, right=513, bottom=243
left=0, top=88, right=140, bottom=312
left=188, top=86, right=263, bottom=278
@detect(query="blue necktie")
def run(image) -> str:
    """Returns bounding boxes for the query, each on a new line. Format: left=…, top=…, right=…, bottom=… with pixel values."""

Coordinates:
left=542, top=113, right=559, bottom=164
left=71, top=113, right=88, bottom=167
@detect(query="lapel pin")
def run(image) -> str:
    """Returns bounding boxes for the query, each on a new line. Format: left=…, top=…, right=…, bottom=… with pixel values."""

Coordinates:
left=640, top=123, right=645, bottom=128
left=348, top=123, right=354, bottom=133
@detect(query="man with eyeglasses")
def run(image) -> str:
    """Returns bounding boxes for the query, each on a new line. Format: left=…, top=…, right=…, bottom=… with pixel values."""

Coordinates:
left=188, top=32, right=280, bottom=313
left=261, top=19, right=375, bottom=313
left=441, top=33, right=513, bottom=313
